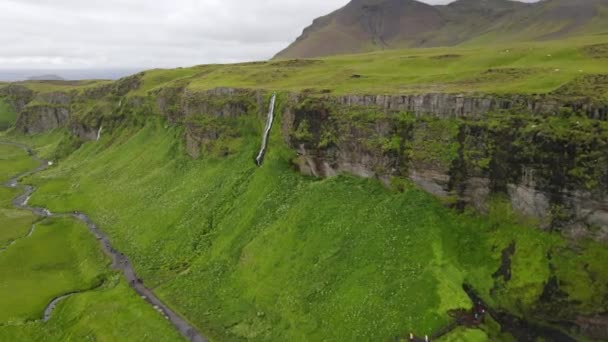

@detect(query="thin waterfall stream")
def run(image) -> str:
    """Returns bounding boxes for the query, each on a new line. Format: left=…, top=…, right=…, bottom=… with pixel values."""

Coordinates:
left=255, top=93, right=276, bottom=166
left=96, top=126, right=103, bottom=141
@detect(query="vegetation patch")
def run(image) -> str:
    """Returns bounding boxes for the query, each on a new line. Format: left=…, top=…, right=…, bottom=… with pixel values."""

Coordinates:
left=269, top=59, right=324, bottom=67
left=552, top=74, right=608, bottom=99
left=582, top=43, right=608, bottom=58
left=20, top=120, right=608, bottom=341
left=0, top=100, right=17, bottom=131
left=430, top=54, right=462, bottom=60
left=0, top=143, right=185, bottom=341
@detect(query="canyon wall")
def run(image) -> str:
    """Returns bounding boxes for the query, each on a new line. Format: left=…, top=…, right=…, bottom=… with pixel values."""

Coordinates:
left=2, top=81, right=607, bottom=242
left=282, top=94, right=608, bottom=242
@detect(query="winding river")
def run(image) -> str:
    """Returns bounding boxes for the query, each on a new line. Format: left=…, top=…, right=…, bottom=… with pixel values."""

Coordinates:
left=0, top=141, right=207, bottom=342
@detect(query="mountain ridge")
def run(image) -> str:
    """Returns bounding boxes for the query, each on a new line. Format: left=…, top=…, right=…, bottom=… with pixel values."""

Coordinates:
left=275, top=0, right=608, bottom=58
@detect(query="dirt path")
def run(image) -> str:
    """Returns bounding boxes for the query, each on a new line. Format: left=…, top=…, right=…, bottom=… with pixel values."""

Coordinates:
left=0, top=141, right=208, bottom=342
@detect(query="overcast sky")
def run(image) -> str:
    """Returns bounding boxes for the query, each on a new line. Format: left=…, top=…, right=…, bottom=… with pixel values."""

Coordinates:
left=0, top=0, right=537, bottom=73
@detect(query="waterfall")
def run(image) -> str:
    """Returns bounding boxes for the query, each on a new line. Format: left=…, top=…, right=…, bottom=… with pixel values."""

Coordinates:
left=96, top=126, right=103, bottom=141
left=255, top=93, right=277, bottom=166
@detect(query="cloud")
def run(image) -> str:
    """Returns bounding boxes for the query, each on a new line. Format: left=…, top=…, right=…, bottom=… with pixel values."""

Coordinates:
left=0, top=0, right=538, bottom=71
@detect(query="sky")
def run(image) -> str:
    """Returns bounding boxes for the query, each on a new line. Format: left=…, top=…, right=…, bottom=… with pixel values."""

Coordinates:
left=0, top=0, right=537, bottom=77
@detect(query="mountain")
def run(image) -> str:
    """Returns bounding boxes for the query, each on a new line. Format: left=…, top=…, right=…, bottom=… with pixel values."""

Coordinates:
left=276, top=0, right=608, bottom=58
left=27, top=74, right=65, bottom=81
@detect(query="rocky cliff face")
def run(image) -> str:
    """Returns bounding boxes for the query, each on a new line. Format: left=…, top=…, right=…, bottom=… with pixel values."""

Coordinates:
left=0, top=85, right=35, bottom=113
left=15, top=105, right=70, bottom=134
left=154, top=86, right=266, bottom=158
left=337, top=93, right=608, bottom=120
left=283, top=94, right=608, bottom=242
left=1, top=75, right=144, bottom=138
left=13, top=91, right=72, bottom=134
left=5, top=80, right=607, bottom=241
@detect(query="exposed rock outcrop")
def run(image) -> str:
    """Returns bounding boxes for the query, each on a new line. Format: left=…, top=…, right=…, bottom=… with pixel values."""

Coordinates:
left=0, top=85, right=35, bottom=113
left=13, top=92, right=72, bottom=135
left=70, top=123, right=100, bottom=141
left=283, top=94, right=608, bottom=242
left=337, top=93, right=608, bottom=120
left=16, top=105, right=70, bottom=134
left=7, top=81, right=608, bottom=242
left=153, top=86, right=268, bottom=158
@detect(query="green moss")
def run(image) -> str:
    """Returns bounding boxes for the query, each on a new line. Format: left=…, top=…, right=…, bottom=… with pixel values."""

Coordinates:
left=290, top=120, right=312, bottom=142
left=411, top=117, right=460, bottom=169
left=0, top=99, right=17, bottom=131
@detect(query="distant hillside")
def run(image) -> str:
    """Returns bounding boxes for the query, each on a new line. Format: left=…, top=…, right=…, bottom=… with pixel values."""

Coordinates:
left=276, top=0, right=608, bottom=59
left=27, top=74, right=65, bottom=81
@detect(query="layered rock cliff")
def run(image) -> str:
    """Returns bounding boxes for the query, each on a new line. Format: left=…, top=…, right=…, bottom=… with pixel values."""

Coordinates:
left=283, top=94, right=608, bottom=242
left=2, top=79, right=607, bottom=242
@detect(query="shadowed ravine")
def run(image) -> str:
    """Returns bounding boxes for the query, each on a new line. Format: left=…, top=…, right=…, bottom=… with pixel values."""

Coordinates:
left=0, top=141, right=207, bottom=342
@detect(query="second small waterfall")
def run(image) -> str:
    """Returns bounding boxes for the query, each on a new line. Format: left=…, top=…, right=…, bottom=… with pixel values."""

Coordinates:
left=255, top=93, right=277, bottom=166
left=96, top=126, right=103, bottom=141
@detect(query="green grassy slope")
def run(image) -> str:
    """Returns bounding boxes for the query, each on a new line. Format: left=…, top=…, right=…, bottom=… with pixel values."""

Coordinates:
left=130, top=36, right=608, bottom=97
left=0, top=276, right=185, bottom=342
left=0, top=143, right=184, bottom=341
left=23, top=118, right=608, bottom=340
left=0, top=100, right=17, bottom=131
left=6, top=37, right=607, bottom=100
left=0, top=144, right=39, bottom=249
left=0, top=217, right=108, bottom=322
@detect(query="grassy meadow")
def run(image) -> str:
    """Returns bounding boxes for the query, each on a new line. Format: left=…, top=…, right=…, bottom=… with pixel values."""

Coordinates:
left=19, top=118, right=608, bottom=341
left=117, top=35, right=608, bottom=98
left=0, top=217, right=108, bottom=323
left=0, top=144, right=39, bottom=250
left=0, top=142, right=184, bottom=341
left=5, top=36, right=605, bottom=100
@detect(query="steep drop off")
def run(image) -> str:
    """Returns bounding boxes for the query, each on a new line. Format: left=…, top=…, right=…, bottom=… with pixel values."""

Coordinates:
left=3, top=77, right=607, bottom=242
left=1, top=68, right=608, bottom=340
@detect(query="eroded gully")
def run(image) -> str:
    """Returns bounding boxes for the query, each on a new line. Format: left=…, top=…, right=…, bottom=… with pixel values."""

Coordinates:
left=0, top=141, right=207, bottom=342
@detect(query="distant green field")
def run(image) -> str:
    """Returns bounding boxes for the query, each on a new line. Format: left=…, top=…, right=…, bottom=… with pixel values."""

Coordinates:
left=8, top=36, right=605, bottom=101
left=24, top=120, right=608, bottom=341
left=122, top=35, right=608, bottom=98
left=11, top=79, right=112, bottom=94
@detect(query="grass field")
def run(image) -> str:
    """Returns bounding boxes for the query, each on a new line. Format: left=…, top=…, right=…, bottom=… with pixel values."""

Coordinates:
left=22, top=118, right=608, bottom=341
left=0, top=143, right=184, bottom=341
left=0, top=144, right=39, bottom=248
left=0, top=217, right=108, bottom=322
left=0, top=275, right=185, bottom=342
left=119, top=35, right=608, bottom=98
left=3, top=35, right=605, bottom=102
